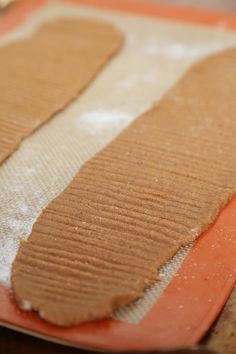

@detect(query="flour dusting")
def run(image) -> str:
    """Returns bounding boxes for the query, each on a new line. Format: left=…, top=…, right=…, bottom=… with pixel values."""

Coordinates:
left=118, top=72, right=157, bottom=90
left=0, top=239, right=18, bottom=286
left=143, top=38, right=233, bottom=59
left=20, top=300, right=32, bottom=311
left=78, top=109, right=133, bottom=135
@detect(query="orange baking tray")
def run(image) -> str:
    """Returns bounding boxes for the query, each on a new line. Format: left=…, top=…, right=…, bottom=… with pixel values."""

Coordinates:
left=1, top=0, right=236, bottom=352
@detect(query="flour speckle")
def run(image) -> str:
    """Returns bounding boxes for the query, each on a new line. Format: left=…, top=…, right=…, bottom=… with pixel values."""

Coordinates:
left=20, top=300, right=32, bottom=311
left=8, top=219, right=25, bottom=232
left=145, top=41, right=189, bottom=59
left=0, top=239, right=19, bottom=286
left=118, top=72, right=156, bottom=90
left=143, top=38, right=229, bottom=60
left=18, top=203, right=29, bottom=215
left=191, top=227, right=200, bottom=237
left=78, top=109, right=133, bottom=135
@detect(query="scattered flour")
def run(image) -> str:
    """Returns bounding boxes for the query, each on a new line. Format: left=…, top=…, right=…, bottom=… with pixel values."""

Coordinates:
left=0, top=239, right=19, bottom=286
left=78, top=109, right=133, bottom=135
left=191, top=227, right=200, bottom=237
left=20, top=300, right=32, bottom=311
left=118, top=72, right=157, bottom=90
left=143, top=37, right=232, bottom=60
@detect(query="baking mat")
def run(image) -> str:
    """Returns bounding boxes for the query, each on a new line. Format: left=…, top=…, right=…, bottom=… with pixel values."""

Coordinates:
left=1, top=0, right=236, bottom=351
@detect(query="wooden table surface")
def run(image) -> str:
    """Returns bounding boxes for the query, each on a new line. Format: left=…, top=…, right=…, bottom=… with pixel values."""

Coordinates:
left=1, top=1, right=236, bottom=354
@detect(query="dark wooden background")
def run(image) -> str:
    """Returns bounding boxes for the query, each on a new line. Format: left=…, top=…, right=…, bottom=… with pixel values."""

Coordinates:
left=1, top=1, right=236, bottom=353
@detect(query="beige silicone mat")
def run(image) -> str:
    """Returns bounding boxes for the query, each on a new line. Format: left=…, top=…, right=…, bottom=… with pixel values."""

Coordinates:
left=1, top=0, right=236, bottom=324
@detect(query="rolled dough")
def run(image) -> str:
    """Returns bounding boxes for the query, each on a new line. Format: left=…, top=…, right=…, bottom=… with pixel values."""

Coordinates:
left=12, top=48, right=236, bottom=326
left=0, top=18, right=123, bottom=165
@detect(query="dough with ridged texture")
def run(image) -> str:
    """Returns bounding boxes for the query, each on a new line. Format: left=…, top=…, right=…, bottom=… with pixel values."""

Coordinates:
left=0, top=18, right=123, bottom=165
left=12, top=48, right=236, bottom=326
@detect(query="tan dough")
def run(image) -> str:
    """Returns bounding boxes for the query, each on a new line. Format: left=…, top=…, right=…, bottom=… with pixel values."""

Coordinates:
left=12, top=48, right=236, bottom=326
left=0, top=18, right=123, bottom=165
